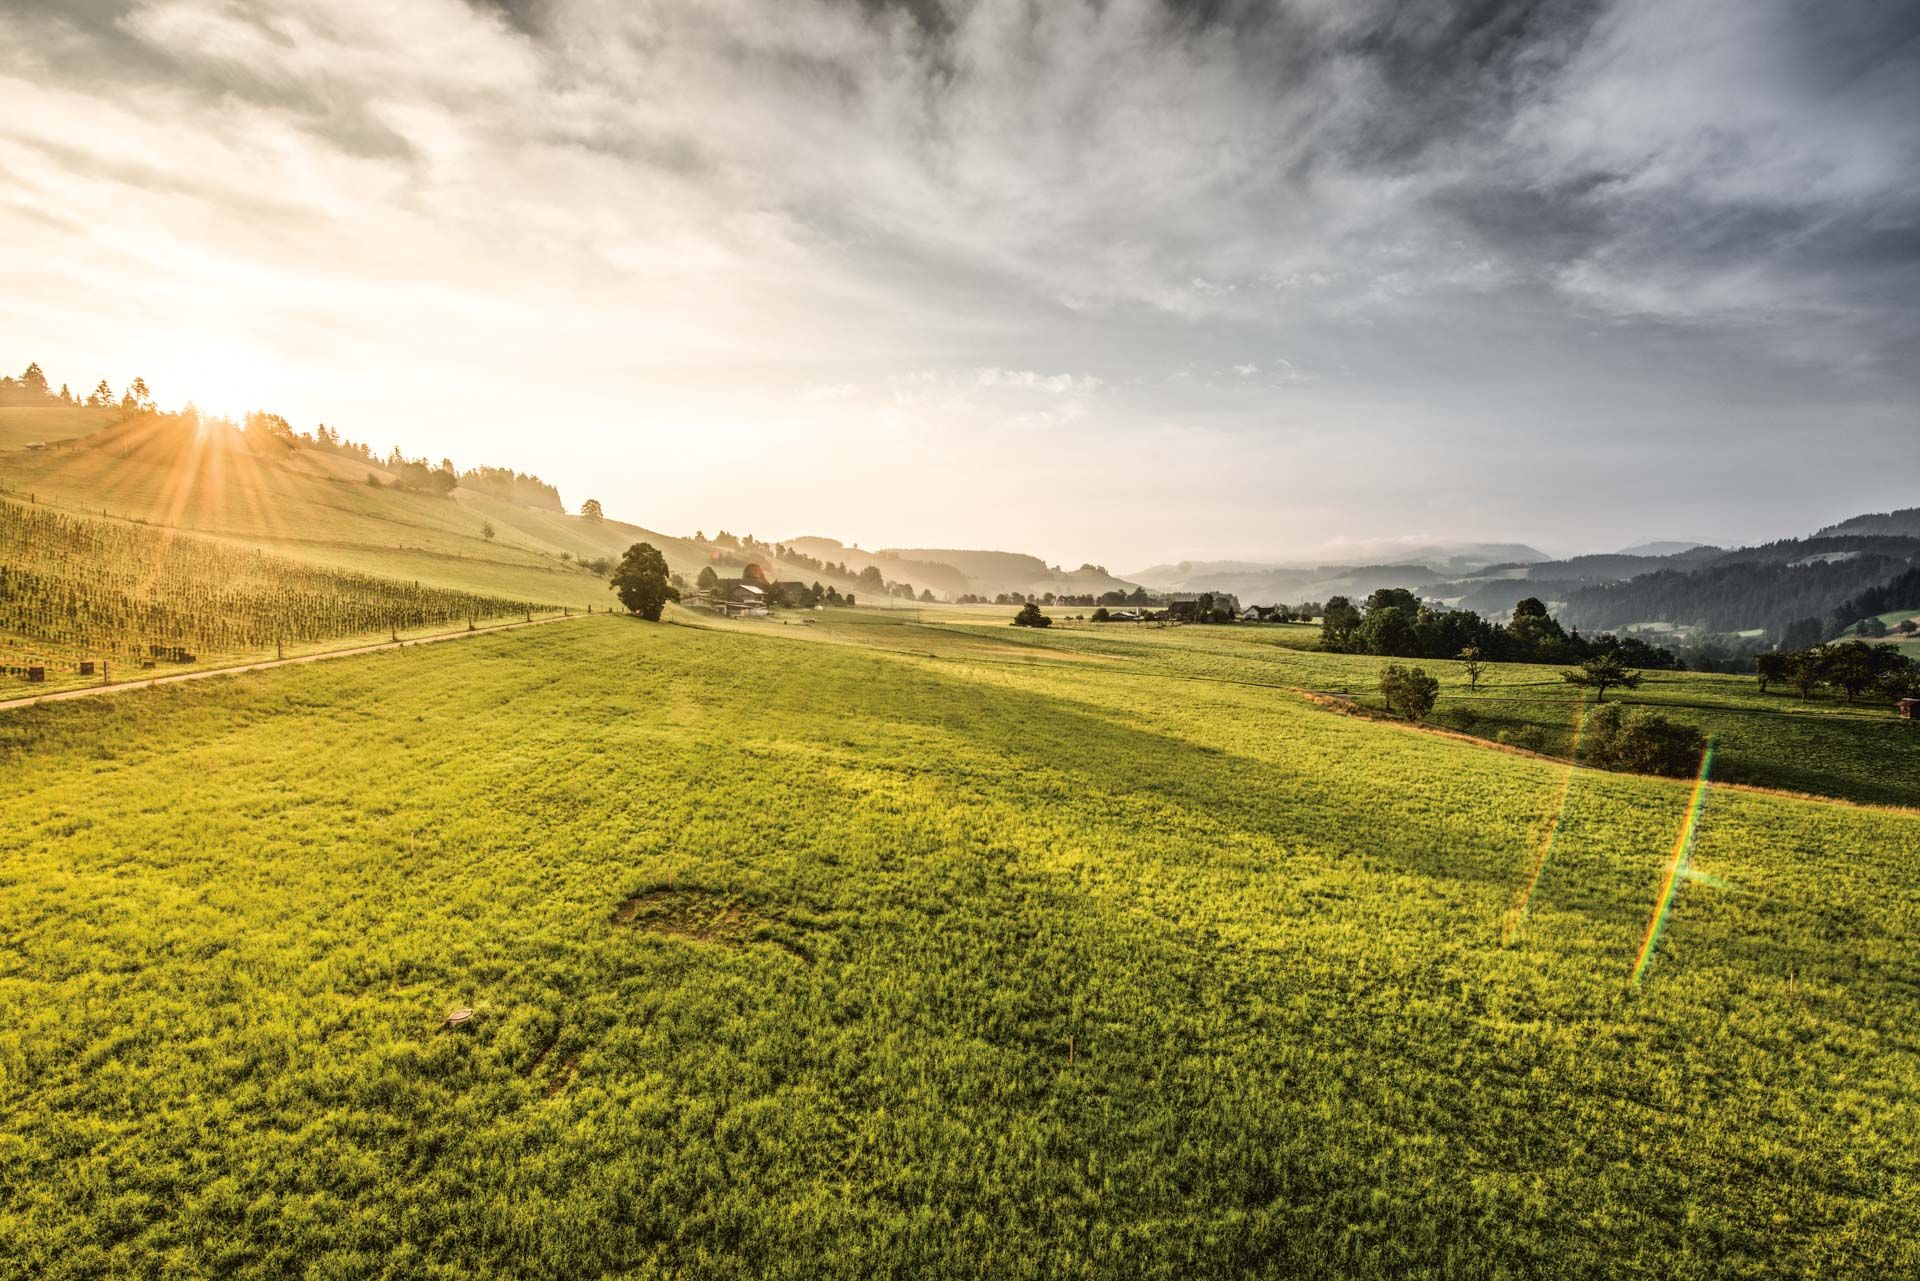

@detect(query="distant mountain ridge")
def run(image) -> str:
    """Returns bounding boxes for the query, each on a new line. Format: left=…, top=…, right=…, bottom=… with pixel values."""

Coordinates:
left=1818, top=508, right=1920, bottom=539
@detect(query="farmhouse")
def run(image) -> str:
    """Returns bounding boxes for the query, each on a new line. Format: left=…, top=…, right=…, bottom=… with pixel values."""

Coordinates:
left=724, top=583, right=769, bottom=617
left=1165, top=591, right=1241, bottom=621
left=1900, top=697, right=1918, bottom=721
left=680, top=582, right=771, bottom=617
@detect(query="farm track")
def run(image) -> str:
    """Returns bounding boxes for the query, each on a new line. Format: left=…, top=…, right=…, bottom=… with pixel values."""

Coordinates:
left=0, top=611, right=588, bottom=713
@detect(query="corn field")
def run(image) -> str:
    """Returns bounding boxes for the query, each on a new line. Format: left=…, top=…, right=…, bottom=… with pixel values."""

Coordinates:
left=0, top=498, right=547, bottom=668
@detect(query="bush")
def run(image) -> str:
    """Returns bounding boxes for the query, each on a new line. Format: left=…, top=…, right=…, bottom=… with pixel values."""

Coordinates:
left=1581, top=704, right=1705, bottom=777
left=1012, top=602, right=1052, bottom=629
left=1379, top=664, right=1439, bottom=721
left=1496, top=725, right=1547, bottom=752
left=1444, top=705, right=1479, bottom=731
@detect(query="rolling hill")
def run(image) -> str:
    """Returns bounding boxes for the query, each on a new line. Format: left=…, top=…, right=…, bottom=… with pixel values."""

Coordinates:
left=3, top=409, right=719, bottom=608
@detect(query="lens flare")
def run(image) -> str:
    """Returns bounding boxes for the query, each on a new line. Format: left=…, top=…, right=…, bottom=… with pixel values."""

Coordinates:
left=1500, top=696, right=1590, bottom=945
left=1630, top=736, right=1718, bottom=985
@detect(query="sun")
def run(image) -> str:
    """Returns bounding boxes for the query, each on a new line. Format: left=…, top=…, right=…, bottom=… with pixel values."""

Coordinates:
left=149, top=342, right=292, bottom=423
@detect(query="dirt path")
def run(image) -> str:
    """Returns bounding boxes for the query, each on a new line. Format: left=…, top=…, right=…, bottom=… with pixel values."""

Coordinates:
left=0, top=612, right=589, bottom=714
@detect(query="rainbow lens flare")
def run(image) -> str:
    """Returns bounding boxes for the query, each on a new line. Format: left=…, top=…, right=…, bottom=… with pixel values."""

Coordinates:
left=1500, top=696, right=1590, bottom=945
left=1630, top=735, right=1718, bottom=985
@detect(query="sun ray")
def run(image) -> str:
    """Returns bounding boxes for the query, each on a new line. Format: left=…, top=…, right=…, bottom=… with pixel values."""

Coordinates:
left=1631, top=736, right=1719, bottom=985
left=1500, top=694, right=1590, bottom=945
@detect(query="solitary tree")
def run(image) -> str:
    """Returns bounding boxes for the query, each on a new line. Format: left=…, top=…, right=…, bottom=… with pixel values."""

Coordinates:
left=1458, top=644, right=1488, bottom=692
left=1012, top=601, right=1052, bottom=628
left=481, top=520, right=496, bottom=541
left=580, top=498, right=604, bottom=522
left=1379, top=664, right=1440, bottom=721
left=1561, top=653, right=1641, bottom=703
left=696, top=565, right=720, bottom=590
left=611, top=541, right=679, bottom=620
left=1581, top=705, right=1706, bottom=777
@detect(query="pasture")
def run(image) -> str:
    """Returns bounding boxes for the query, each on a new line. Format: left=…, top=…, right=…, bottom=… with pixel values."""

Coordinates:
left=1, top=607, right=1915, bottom=1278
left=911, top=610, right=1920, bottom=807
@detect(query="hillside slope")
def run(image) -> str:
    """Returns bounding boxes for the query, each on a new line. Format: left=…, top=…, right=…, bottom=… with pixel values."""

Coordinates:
left=3, top=412, right=700, bottom=608
left=0, top=405, right=120, bottom=450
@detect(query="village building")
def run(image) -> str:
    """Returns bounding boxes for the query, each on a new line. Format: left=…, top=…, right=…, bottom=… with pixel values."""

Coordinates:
left=1165, top=591, right=1241, bottom=622
left=681, top=582, right=771, bottom=617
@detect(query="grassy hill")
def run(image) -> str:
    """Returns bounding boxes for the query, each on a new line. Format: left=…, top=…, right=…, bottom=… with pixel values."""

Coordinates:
left=2, top=412, right=707, bottom=609
left=0, top=496, right=553, bottom=691
left=2, top=608, right=1914, bottom=1276
left=0, top=405, right=120, bottom=450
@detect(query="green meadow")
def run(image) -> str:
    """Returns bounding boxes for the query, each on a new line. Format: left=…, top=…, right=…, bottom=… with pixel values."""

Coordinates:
left=3, top=608, right=1916, bottom=1278
left=918, top=611, right=1920, bottom=808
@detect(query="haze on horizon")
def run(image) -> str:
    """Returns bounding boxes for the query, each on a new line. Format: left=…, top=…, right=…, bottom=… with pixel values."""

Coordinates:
left=2, top=0, right=1916, bottom=570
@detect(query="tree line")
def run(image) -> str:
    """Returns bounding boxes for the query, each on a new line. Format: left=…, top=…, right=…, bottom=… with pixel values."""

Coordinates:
left=0, top=357, right=568, bottom=514
left=1754, top=641, right=1918, bottom=703
left=1, top=361, right=154, bottom=414
left=1321, top=589, right=1681, bottom=669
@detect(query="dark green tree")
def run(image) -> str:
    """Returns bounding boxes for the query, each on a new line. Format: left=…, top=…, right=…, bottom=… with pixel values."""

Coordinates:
left=1785, top=649, right=1824, bottom=700
left=1508, top=597, right=1569, bottom=659
left=1320, top=596, right=1362, bottom=651
left=1561, top=653, right=1642, bottom=703
left=1379, top=664, right=1439, bottom=721
left=1012, top=601, right=1052, bottom=628
left=1582, top=705, right=1705, bottom=777
left=611, top=542, right=679, bottom=620
left=1821, top=640, right=1898, bottom=704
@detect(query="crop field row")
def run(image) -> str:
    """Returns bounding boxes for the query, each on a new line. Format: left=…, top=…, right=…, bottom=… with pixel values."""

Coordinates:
left=0, top=498, right=550, bottom=681
left=1, top=612, right=1914, bottom=1278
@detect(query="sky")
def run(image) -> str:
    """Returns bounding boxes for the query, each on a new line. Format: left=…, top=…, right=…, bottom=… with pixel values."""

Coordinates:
left=2, top=0, right=1917, bottom=570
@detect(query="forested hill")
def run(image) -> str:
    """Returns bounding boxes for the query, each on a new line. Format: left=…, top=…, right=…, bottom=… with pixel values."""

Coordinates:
left=1818, top=507, right=1920, bottom=538
left=1558, top=535, right=1920, bottom=642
